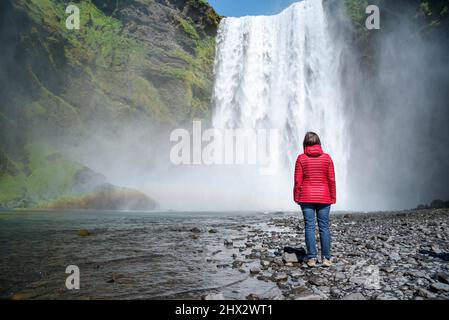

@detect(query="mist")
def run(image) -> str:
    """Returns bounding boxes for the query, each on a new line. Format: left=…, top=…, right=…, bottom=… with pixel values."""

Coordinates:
left=329, top=0, right=449, bottom=210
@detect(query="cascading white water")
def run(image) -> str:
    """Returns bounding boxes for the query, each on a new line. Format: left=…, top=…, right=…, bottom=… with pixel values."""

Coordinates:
left=212, top=0, right=349, bottom=209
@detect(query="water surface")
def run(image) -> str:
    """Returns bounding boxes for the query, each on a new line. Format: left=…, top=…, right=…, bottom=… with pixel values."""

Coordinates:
left=0, top=210, right=288, bottom=299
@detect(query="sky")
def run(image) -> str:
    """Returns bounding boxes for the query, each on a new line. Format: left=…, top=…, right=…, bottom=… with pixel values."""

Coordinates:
left=207, top=0, right=301, bottom=17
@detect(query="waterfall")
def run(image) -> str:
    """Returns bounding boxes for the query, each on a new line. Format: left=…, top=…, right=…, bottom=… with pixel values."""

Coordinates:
left=212, top=0, right=349, bottom=209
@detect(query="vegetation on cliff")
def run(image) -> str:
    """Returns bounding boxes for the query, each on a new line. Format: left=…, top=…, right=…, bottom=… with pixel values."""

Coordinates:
left=0, top=0, right=221, bottom=208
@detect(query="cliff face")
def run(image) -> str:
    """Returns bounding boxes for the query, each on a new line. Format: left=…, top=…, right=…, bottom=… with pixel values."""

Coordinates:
left=0, top=0, right=220, bottom=209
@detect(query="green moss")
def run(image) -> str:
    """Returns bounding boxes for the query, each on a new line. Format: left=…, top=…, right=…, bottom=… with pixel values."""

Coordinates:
left=24, top=101, right=47, bottom=120
left=24, top=143, right=83, bottom=204
left=0, top=174, right=27, bottom=204
left=177, top=16, right=200, bottom=40
left=345, top=0, right=371, bottom=43
left=27, top=68, right=82, bottom=131
left=0, top=149, right=27, bottom=205
left=419, top=2, right=432, bottom=16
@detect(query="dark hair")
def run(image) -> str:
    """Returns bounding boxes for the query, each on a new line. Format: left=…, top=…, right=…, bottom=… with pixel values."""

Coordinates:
left=303, top=132, right=321, bottom=149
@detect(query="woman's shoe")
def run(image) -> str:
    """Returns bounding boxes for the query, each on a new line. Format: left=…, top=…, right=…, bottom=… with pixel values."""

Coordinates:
left=306, top=259, right=317, bottom=268
left=322, top=258, right=332, bottom=267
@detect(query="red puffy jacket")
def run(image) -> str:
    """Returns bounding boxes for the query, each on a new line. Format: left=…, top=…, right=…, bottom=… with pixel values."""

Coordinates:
left=293, top=144, right=336, bottom=205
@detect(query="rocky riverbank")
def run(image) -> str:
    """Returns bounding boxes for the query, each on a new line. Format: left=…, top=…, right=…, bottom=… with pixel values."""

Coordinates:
left=203, top=208, right=449, bottom=300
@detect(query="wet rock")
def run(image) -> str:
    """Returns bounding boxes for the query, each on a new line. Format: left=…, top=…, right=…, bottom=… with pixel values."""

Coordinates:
left=295, top=293, right=323, bottom=300
left=10, top=292, right=32, bottom=300
left=224, top=239, right=233, bottom=246
left=256, top=274, right=271, bottom=282
left=245, top=242, right=255, bottom=248
left=203, top=293, right=225, bottom=300
left=208, top=229, right=218, bottom=233
left=341, top=292, right=366, bottom=300
left=248, top=252, right=260, bottom=259
left=246, top=293, right=260, bottom=300
left=308, top=276, right=327, bottom=286
left=380, top=265, right=395, bottom=273
left=271, top=272, right=288, bottom=282
left=277, top=281, right=290, bottom=290
left=435, top=272, right=449, bottom=284
left=282, top=252, right=298, bottom=263
left=78, top=229, right=92, bottom=237
left=404, top=271, right=427, bottom=279
left=290, top=271, right=305, bottom=279
left=431, top=244, right=442, bottom=254
left=272, top=257, right=284, bottom=266
left=416, top=288, right=436, bottom=299
left=347, top=252, right=361, bottom=257
left=430, top=282, right=449, bottom=292
left=250, top=266, right=261, bottom=274
left=291, top=285, right=309, bottom=295
left=334, top=272, right=346, bottom=280
left=389, top=252, right=401, bottom=261
left=190, top=227, right=201, bottom=233
left=260, top=260, right=271, bottom=268
left=375, top=293, right=398, bottom=300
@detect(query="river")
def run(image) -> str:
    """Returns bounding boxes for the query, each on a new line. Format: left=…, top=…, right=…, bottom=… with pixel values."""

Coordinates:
left=0, top=210, right=288, bottom=300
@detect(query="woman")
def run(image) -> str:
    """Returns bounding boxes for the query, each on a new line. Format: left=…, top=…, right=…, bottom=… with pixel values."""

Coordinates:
left=294, top=132, right=336, bottom=267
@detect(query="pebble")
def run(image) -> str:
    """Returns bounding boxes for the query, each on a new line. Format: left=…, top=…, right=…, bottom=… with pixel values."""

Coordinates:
left=203, top=293, right=225, bottom=300
left=271, top=272, right=288, bottom=282
left=380, top=265, right=395, bottom=273
left=308, top=276, right=327, bottom=286
left=435, top=272, right=449, bottom=284
left=430, top=282, right=449, bottom=292
left=250, top=266, right=261, bottom=274
left=295, top=294, right=323, bottom=300
left=341, top=292, right=366, bottom=300
left=282, top=252, right=298, bottom=263
left=190, top=227, right=201, bottom=233
left=416, top=288, right=436, bottom=299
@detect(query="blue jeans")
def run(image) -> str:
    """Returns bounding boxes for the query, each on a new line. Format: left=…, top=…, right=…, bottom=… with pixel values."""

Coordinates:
left=300, top=203, right=331, bottom=260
